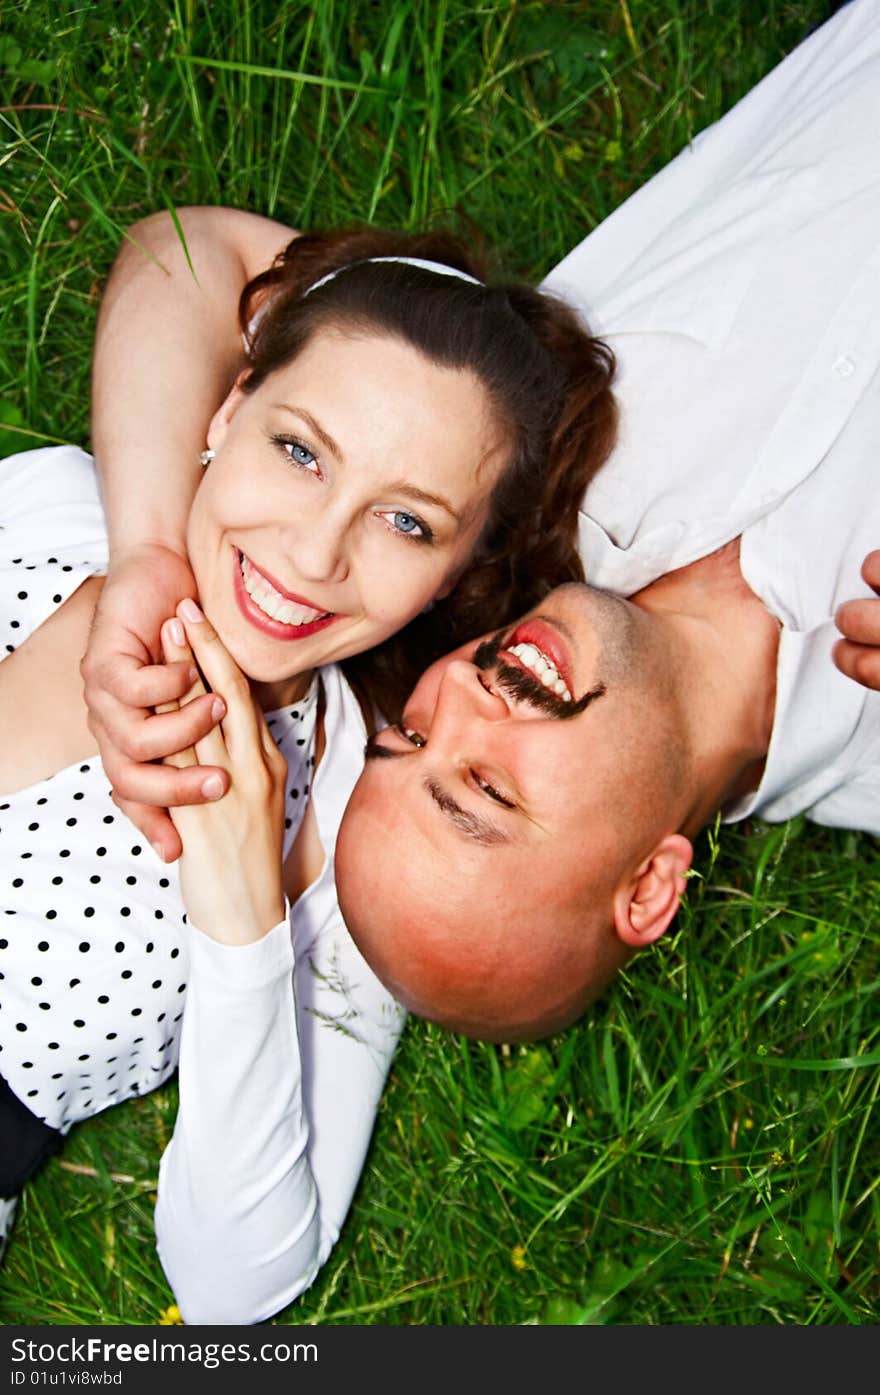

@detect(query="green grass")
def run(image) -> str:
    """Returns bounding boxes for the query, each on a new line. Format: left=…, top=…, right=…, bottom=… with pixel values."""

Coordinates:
left=1, top=0, right=877, bottom=1326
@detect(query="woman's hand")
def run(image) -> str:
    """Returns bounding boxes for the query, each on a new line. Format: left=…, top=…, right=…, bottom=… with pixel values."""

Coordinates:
left=80, top=545, right=230, bottom=862
left=160, top=599, right=288, bottom=945
left=833, top=550, right=880, bottom=692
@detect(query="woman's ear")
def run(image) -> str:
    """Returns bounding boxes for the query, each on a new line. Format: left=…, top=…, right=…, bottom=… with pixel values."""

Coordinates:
left=206, top=370, right=251, bottom=452
left=612, top=833, right=692, bottom=950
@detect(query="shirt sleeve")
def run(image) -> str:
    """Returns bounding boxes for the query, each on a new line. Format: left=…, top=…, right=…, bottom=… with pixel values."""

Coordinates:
left=154, top=905, right=403, bottom=1325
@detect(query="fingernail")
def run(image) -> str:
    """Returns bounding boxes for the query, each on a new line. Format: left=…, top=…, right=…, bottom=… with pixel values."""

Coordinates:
left=188, top=665, right=200, bottom=685
left=179, top=598, right=204, bottom=623
left=211, top=697, right=226, bottom=722
left=169, top=618, right=185, bottom=647
left=201, top=774, right=224, bottom=800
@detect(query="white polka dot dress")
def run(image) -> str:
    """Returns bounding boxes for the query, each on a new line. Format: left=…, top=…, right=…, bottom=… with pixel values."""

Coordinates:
left=0, top=446, right=317, bottom=1135
left=0, top=446, right=405, bottom=1324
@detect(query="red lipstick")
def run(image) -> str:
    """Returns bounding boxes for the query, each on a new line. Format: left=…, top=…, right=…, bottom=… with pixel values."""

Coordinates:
left=503, top=618, right=574, bottom=693
left=232, top=548, right=340, bottom=642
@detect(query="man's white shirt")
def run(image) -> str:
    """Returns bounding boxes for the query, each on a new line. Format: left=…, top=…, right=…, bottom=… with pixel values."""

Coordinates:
left=542, top=0, right=880, bottom=836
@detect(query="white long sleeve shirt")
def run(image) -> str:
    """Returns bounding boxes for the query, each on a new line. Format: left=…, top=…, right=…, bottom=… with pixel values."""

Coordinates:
left=543, top=0, right=880, bottom=835
left=0, top=446, right=404, bottom=1323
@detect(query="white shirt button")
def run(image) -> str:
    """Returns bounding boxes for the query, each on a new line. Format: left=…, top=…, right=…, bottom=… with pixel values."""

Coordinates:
left=832, top=354, right=856, bottom=379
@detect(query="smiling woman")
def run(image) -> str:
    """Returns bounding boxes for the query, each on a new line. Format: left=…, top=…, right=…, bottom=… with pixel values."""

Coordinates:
left=188, top=328, right=507, bottom=711
left=0, top=215, right=617, bottom=1322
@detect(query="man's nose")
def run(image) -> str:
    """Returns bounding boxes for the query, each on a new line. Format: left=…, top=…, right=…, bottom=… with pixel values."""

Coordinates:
left=431, top=659, right=510, bottom=737
left=282, top=504, right=350, bottom=586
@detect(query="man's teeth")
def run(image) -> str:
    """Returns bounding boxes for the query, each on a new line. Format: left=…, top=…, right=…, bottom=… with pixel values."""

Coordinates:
left=240, top=554, right=326, bottom=627
left=508, top=642, right=572, bottom=700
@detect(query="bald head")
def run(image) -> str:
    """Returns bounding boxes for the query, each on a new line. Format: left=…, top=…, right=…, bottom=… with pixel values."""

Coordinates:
left=336, top=584, right=693, bottom=1040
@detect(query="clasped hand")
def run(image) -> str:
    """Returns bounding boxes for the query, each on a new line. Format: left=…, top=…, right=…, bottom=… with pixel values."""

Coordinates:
left=156, top=600, right=287, bottom=946
left=833, top=550, right=880, bottom=692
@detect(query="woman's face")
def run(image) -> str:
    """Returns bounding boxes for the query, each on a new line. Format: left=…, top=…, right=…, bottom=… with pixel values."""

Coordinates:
left=186, top=327, right=509, bottom=707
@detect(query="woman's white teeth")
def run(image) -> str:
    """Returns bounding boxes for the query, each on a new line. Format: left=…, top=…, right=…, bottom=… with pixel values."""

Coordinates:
left=240, top=554, right=325, bottom=626
left=508, top=642, right=572, bottom=701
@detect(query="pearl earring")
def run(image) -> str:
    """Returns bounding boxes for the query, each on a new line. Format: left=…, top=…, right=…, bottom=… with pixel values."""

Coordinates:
left=199, top=449, right=215, bottom=467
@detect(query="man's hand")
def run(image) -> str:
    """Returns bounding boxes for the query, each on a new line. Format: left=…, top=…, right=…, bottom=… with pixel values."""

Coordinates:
left=833, top=550, right=880, bottom=692
left=81, top=543, right=229, bottom=862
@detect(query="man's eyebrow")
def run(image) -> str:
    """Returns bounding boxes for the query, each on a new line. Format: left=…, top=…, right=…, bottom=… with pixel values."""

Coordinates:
left=274, top=405, right=343, bottom=460
left=361, top=734, right=511, bottom=844
left=423, top=777, right=511, bottom=847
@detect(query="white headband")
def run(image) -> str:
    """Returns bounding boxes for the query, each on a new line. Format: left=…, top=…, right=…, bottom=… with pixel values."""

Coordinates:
left=304, top=255, right=483, bottom=298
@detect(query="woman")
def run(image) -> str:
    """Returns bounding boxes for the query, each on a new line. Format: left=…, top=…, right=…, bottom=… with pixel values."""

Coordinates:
left=0, top=222, right=616, bottom=1322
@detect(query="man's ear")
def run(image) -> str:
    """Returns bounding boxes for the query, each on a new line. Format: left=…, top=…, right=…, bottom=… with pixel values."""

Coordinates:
left=612, top=833, right=692, bottom=949
left=206, top=370, right=251, bottom=452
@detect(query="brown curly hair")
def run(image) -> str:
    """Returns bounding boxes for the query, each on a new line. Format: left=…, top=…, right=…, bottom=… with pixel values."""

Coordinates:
left=238, top=226, right=617, bottom=721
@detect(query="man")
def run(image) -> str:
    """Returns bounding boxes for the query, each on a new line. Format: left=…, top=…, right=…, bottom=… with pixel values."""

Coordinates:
left=331, top=0, right=880, bottom=1040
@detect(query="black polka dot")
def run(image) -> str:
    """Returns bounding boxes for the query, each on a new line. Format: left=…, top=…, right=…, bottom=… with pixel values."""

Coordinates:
left=78, top=942, right=90, bottom=953
left=97, top=995, right=109, bottom=1004
left=37, top=940, right=49, bottom=951
left=73, top=1020, right=85, bottom=1028
left=115, top=942, right=125, bottom=953
left=83, top=907, right=95, bottom=918
left=126, top=876, right=137, bottom=886
left=89, top=875, right=100, bottom=885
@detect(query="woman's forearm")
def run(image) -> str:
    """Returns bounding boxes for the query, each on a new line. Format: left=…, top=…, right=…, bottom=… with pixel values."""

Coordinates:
left=90, top=205, right=296, bottom=558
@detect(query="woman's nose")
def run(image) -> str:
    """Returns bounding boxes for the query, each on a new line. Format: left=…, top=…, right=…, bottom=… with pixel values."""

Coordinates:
left=283, top=508, right=349, bottom=586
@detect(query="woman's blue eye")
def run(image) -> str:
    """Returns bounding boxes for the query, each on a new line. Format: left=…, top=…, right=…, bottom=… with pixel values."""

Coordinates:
left=272, top=434, right=320, bottom=474
left=290, top=442, right=317, bottom=469
left=376, top=508, right=431, bottom=541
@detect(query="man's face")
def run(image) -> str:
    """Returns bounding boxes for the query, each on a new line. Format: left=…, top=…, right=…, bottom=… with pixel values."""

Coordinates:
left=336, top=583, right=657, bottom=1036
